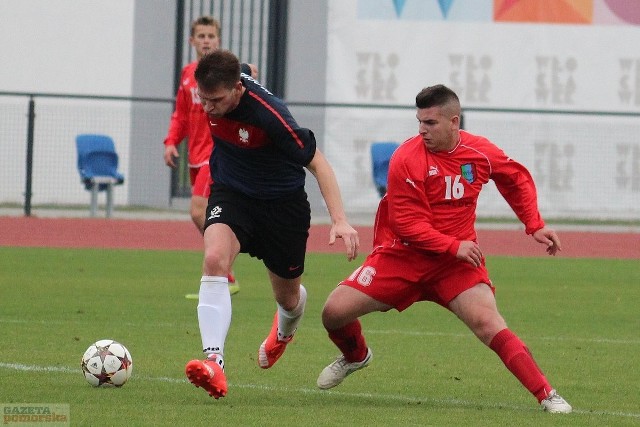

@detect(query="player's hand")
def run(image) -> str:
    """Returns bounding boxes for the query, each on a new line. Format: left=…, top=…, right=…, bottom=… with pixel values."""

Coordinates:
left=329, top=221, right=360, bottom=261
left=532, top=227, right=562, bottom=256
left=456, top=240, right=483, bottom=267
left=164, top=145, right=179, bottom=168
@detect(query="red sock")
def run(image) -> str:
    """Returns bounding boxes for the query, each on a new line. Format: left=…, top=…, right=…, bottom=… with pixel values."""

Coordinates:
left=489, top=328, right=553, bottom=403
left=327, top=320, right=368, bottom=363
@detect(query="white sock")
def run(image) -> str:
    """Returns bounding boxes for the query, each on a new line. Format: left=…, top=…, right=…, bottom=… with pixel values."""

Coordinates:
left=277, top=284, right=307, bottom=339
left=207, top=353, right=225, bottom=371
left=197, top=276, right=231, bottom=359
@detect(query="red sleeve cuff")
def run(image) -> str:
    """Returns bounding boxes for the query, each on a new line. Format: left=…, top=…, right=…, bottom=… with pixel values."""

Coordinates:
left=163, top=138, right=178, bottom=147
left=525, top=224, right=545, bottom=235
left=446, top=240, right=461, bottom=256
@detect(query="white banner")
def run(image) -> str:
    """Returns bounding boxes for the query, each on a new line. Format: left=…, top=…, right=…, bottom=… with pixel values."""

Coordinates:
left=324, top=0, right=640, bottom=220
left=326, top=0, right=640, bottom=111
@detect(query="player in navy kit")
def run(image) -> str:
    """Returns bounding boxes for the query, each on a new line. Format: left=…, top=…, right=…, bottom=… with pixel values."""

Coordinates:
left=184, top=49, right=360, bottom=399
left=163, top=16, right=256, bottom=295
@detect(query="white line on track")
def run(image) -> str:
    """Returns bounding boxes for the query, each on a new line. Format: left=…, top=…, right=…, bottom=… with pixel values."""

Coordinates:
left=1, top=362, right=638, bottom=419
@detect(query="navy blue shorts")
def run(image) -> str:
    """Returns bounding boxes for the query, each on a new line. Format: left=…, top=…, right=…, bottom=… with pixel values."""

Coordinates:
left=204, top=185, right=311, bottom=279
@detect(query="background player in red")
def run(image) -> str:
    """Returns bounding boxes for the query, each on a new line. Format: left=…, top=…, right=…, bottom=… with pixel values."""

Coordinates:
left=162, top=16, right=256, bottom=294
left=316, top=84, right=572, bottom=414
left=183, top=50, right=359, bottom=399
left=163, top=16, right=221, bottom=233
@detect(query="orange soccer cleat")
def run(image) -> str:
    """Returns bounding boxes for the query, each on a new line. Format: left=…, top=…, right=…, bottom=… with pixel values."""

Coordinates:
left=185, top=355, right=227, bottom=399
left=258, top=312, right=293, bottom=369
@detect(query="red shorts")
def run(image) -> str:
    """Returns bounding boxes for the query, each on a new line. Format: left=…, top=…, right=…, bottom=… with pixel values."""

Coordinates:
left=190, top=165, right=213, bottom=198
left=340, top=240, right=493, bottom=311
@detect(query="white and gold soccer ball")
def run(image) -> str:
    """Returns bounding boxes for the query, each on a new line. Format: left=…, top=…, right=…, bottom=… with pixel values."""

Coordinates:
left=81, top=339, right=133, bottom=387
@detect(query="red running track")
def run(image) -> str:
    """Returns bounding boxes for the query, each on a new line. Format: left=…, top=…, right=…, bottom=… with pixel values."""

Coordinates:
left=0, top=217, right=638, bottom=259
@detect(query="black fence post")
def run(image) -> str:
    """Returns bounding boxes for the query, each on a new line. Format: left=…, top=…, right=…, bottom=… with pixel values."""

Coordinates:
left=173, top=0, right=185, bottom=97
left=266, top=0, right=288, bottom=98
left=24, top=96, right=35, bottom=216
left=169, top=0, right=186, bottom=202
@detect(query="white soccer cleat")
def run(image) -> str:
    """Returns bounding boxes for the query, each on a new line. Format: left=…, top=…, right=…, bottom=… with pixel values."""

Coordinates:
left=540, top=389, right=572, bottom=413
left=317, top=348, right=373, bottom=390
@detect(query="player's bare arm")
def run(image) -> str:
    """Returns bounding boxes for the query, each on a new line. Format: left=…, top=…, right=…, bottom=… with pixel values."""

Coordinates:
left=532, top=227, right=562, bottom=256
left=306, top=150, right=360, bottom=261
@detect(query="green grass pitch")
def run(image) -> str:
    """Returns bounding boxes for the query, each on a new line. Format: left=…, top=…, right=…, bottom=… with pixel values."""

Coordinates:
left=0, top=247, right=638, bottom=426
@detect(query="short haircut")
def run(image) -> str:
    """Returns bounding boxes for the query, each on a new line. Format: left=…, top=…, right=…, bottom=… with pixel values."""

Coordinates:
left=415, top=84, right=461, bottom=116
left=190, top=16, right=221, bottom=37
left=194, top=49, right=241, bottom=91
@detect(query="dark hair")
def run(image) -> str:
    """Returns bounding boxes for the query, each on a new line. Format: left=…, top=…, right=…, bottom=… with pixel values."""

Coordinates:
left=194, top=49, right=241, bottom=91
left=415, top=84, right=460, bottom=113
left=190, top=16, right=220, bottom=37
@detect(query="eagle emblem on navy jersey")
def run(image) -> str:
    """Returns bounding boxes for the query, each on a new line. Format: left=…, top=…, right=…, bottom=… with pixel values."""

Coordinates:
left=239, top=128, right=249, bottom=144
left=460, top=163, right=476, bottom=184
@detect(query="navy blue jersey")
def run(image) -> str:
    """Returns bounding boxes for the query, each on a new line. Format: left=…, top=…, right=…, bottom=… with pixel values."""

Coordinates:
left=207, top=76, right=316, bottom=199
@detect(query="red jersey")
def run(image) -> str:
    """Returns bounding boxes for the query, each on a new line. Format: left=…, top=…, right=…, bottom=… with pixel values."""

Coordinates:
left=163, top=61, right=212, bottom=168
left=374, top=130, right=545, bottom=256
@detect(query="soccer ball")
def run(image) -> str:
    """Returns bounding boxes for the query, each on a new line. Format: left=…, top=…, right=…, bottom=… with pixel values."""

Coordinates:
left=81, top=339, right=133, bottom=387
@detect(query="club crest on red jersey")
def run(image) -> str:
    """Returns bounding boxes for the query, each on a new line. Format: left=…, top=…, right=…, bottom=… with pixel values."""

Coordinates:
left=461, top=163, right=476, bottom=183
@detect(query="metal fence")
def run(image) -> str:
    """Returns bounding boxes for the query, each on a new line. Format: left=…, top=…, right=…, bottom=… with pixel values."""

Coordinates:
left=0, top=93, right=174, bottom=216
left=0, top=1, right=289, bottom=214
left=3, top=91, right=640, bottom=223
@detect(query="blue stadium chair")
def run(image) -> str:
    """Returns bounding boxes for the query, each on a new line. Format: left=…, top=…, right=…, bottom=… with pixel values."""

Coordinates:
left=370, top=141, right=400, bottom=197
left=75, top=134, right=125, bottom=217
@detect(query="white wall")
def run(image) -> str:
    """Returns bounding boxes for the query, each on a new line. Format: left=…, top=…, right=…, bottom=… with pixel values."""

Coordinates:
left=0, top=0, right=134, bottom=95
left=0, top=0, right=175, bottom=210
left=0, top=0, right=135, bottom=208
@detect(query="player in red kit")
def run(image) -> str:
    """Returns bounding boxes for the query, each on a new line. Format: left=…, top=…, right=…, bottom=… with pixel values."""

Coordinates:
left=316, top=84, right=572, bottom=414
left=163, top=16, right=222, bottom=232
left=163, top=16, right=256, bottom=295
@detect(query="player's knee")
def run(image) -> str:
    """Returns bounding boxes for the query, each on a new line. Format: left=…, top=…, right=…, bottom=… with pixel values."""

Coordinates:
left=469, top=316, right=507, bottom=345
left=321, top=301, right=348, bottom=330
left=320, top=303, right=334, bottom=328
left=189, top=209, right=200, bottom=224
left=202, top=250, right=230, bottom=276
left=278, top=297, right=298, bottom=312
left=190, top=208, right=204, bottom=226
